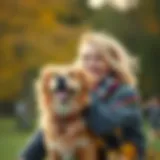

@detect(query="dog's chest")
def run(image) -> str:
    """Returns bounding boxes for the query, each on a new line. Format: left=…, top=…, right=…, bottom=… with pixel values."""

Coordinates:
left=55, top=114, right=80, bottom=133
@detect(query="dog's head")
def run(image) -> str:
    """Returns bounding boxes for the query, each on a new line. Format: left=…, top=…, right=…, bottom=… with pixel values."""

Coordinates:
left=37, top=65, right=91, bottom=116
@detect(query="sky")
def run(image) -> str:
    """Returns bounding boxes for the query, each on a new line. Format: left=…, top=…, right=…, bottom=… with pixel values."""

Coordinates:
left=88, top=0, right=139, bottom=11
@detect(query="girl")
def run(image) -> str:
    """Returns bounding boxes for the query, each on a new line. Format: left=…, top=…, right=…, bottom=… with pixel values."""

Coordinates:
left=20, top=32, right=145, bottom=160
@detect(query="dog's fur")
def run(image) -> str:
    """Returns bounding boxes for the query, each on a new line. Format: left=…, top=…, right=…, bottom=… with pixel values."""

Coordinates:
left=35, top=65, right=97, bottom=160
left=35, top=65, right=137, bottom=160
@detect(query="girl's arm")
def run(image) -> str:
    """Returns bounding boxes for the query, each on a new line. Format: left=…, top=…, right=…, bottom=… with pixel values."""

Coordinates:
left=85, top=85, right=142, bottom=135
left=20, top=131, right=46, bottom=160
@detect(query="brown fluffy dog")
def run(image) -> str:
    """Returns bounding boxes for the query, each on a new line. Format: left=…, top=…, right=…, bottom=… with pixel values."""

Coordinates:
left=35, top=65, right=97, bottom=160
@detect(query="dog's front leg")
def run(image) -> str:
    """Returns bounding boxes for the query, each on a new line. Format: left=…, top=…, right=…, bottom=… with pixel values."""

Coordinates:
left=48, top=151, right=60, bottom=160
left=77, top=142, right=97, bottom=160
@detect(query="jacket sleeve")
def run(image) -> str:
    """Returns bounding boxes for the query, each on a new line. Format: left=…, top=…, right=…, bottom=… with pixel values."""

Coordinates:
left=86, top=85, right=142, bottom=136
left=20, top=131, right=46, bottom=160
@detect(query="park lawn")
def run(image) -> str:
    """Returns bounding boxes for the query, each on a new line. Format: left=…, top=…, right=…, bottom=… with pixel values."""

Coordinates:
left=0, top=118, right=160, bottom=160
left=0, top=118, right=33, bottom=160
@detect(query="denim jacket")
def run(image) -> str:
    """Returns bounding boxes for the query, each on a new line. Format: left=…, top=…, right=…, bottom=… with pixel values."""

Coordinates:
left=84, top=77, right=145, bottom=159
left=21, top=77, right=145, bottom=160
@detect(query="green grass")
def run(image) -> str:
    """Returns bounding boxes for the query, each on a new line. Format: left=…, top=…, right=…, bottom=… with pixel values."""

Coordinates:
left=144, top=122, right=160, bottom=151
left=0, top=118, right=33, bottom=160
left=0, top=118, right=159, bottom=160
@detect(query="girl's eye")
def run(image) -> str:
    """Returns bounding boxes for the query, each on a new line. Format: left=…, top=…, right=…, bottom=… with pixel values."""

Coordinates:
left=83, top=54, right=90, bottom=61
left=82, top=51, right=104, bottom=61
left=94, top=53, right=104, bottom=60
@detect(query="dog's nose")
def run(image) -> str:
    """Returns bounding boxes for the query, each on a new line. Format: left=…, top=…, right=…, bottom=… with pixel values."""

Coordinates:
left=56, top=76, right=67, bottom=91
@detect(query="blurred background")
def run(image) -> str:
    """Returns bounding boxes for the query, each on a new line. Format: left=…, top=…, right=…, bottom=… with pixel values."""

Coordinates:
left=0, top=0, right=160, bottom=159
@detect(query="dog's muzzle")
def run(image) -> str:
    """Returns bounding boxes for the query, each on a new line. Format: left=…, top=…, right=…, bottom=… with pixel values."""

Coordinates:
left=56, top=76, right=68, bottom=92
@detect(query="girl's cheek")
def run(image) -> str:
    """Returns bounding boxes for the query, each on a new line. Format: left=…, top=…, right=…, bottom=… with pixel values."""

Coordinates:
left=89, top=65, right=107, bottom=82
left=97, top=61, right=108, bottom=74
left=84, top=60, right=106, bottom=75
left=95, top=62, right=109, bottom=80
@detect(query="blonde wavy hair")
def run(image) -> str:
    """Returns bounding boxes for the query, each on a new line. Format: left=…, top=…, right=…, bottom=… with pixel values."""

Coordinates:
left=75, top=32, right=139, bottom=87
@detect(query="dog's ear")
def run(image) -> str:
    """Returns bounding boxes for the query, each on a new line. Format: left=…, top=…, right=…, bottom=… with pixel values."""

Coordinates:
left=73, top=68, right=94, bottom=91
left=71, top=69, right=92, bottom=105
left=36, top=65, right=54, bottom=107
left=40, top=65, right=57, bottom=93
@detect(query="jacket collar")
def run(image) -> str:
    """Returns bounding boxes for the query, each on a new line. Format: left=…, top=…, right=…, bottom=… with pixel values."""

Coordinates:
left=92, top=76, right=119, bottom=99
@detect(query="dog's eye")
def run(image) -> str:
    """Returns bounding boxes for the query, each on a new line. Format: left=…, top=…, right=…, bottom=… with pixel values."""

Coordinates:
left=52, top=72, right=59, bottom=78
left=68, top=71, right=76, bottom=78
left=72, top=81, right=81, bottom=92
left=48, top=79, right=56, bottom=91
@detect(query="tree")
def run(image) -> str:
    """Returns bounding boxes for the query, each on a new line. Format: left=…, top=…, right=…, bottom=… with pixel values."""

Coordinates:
left=0, top=0, right=88, bottom=101
left=89, top=0, right=160, bottom=96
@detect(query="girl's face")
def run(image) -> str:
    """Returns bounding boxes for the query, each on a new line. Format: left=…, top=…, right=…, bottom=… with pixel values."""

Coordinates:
left=80, top=43, right=109, bottom=84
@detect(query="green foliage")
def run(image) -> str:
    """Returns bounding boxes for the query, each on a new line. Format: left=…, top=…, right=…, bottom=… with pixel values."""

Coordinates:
left=0, top=118, right=32, bottom=160
left=56, top=0, right=92, bottom=25
left=0, top=0, right=87, bottom=100
left=89, top=1, right=160, bottom=97
left=0, top=118, right=159, bottom=160
left=1, top=0, right=160, bottom=100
